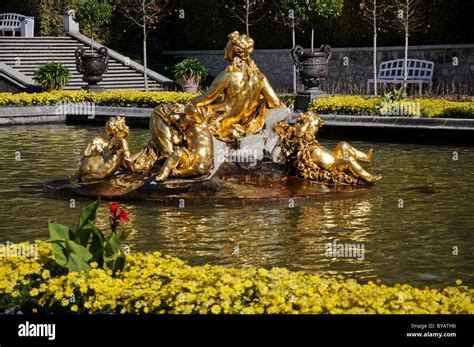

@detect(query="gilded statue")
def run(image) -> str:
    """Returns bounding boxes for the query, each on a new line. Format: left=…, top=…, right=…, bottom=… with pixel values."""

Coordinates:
left=71, top=116, right=135, bottom=183
left=188, top=31, right=286, bottom=142
left=275, top=111, right=382, bottom=185
left=133, top=31, right=286, bottom=182
left=133, top=103, right=213, bottom=181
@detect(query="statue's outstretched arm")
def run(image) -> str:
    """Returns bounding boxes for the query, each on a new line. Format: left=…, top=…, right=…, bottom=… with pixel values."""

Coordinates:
left=120, top=138, right=135, bottom=172
left=190, top=73, right=228, bottom=106
left=261, top=76, right=285, bottom=108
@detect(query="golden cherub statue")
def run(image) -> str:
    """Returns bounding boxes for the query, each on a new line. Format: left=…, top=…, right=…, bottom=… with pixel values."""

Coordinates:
left=275, top=111, right=382, bottom=185
left=133, top=103, right=213, bottom=181
left=71, top=116, right=135, bottom=183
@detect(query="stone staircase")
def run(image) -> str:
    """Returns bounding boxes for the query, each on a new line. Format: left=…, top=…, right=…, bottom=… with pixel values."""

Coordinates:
left=0, top=35, right=171, bottom=91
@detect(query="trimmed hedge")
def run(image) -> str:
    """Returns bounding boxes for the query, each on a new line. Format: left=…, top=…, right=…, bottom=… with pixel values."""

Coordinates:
left=1, top=242, right=472, bottom=314
left=1, top=91, right=472, bottom=119
left=309, top=96, right=474, bottom=119
left=0, top=90, right=198, bottom=108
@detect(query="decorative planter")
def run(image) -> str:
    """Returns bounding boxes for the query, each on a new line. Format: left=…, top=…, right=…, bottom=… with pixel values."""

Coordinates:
left=292, top=44, right=332, bottom=110
left=75, top=47, right=108, bottom=87
left=180, top=76, right=199, bottom=93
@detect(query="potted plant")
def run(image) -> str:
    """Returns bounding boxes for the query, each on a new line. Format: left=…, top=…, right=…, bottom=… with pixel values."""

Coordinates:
left=72, top=0, right=113, bottom=86
left=34, top=62, right=71, bottom=91
left=172, top=58, right=208, bottom=93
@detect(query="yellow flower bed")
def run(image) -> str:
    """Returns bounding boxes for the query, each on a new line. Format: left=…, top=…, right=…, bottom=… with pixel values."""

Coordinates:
left=309, top=96, right=474, bottom=118
left=0, top=90, right=198, bottom=107
left=1, top=242, right=472, bottom=314
left=310, top=96, right=381, bottom=116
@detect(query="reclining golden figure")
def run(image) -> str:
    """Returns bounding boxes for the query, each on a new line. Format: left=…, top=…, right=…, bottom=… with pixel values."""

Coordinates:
left=275, top=112, right=382, bottom=185
left=72, top=116, right=135, bottom=183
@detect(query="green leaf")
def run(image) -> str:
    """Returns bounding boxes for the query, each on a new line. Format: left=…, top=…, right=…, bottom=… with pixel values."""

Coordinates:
left=75, top=225, right=93, bottom=247
left=65, top=240, right=93, bottom=263
left=67, top=253, right=91, bottom=273
left=48, top=221, right=73, bottom=243
left=104, top=229, right=130, bottom=259
left=77, top=199, right=100, bottom=231
left=88, top=221, right=105, bottom=255
left=114, top=253, right=126, bottom=272
left=50, top=241, right=68, bottom=266
left=91, top=248, right=104, bottom=268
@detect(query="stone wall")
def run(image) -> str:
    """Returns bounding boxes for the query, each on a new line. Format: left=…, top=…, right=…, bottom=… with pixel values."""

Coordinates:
left=162, top=44, right=474, bottom=95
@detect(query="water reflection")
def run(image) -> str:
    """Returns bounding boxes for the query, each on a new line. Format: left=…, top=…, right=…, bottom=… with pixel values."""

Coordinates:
left=0, top=124, right=472, bottom=288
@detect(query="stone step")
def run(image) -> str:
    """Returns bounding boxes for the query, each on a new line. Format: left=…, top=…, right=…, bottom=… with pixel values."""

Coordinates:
left=16, top=68, right=146, bottom=77
left=0, top=37, right=76, bottom=42
left=0, top=42, right=85, bottom=47
left=62, top=85, right=164, bottom=91
left=0, top=35, right=168, bottom=91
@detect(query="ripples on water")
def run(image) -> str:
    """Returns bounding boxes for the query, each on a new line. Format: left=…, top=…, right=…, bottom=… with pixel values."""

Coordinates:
left=0, top=124, right=472, bottom=288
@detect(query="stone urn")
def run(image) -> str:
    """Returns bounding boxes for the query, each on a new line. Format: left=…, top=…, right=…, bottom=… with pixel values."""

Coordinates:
left=292, top=44, right=331, bottom=110
left=181, top=76, right=199, bottom=93
left=75, top=47, right=108, bottom=88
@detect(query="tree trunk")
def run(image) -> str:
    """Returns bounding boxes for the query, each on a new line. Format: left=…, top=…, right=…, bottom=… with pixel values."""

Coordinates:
left=292, top=15, right=296, bottom=94
left=90, top=28, right=94, bottom=54
left=245, top=0, right=249, bottom=36
left=403, top=0, right=409, bottom=91
left=373, top=0, right=378, bottom=96
left=404, top=24, right=408, bottom=91
left=142, top=0, right=148, bottom=92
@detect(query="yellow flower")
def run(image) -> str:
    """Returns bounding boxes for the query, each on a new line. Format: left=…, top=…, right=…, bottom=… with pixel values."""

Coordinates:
left=71, top=305, right=78, bottom=312
left=29, top=288, right=39, bottom=297
left=211, top=305, right=221, bottom=314
left=41, top=270, right=50, bottom=280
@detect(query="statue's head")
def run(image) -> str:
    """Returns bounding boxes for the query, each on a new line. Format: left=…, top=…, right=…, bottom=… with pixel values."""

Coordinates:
left=105, top=116, right=129, bottom=138
left=294, top=111, right=324, bottom=140
left=224, top=31, right=254, bottom=62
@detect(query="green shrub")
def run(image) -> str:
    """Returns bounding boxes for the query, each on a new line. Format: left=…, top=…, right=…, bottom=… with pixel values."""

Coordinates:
left=33, top=63, right=71, bottom=91
left=172, top=58, right=209, bottom=84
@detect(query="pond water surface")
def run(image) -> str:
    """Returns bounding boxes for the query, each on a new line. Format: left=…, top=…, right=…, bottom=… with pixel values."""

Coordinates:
left=0, top=124, right=472, bottom=288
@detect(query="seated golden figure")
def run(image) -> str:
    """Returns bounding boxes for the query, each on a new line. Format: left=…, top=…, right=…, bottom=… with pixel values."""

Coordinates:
left=188, top=31, right=286, bottom=142
left=134, top=31, right=286, bottom=182
left=72, top=116, right=135, bottom=183
left=275, top=112, right=382, bottom=185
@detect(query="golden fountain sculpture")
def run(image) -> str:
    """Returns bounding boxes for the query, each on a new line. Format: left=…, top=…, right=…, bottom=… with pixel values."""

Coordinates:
left=275, top=111, right=382, bottom=185
left=71, top=31, right=381, bottom=187
left=72, top=116, right=135, bottom=183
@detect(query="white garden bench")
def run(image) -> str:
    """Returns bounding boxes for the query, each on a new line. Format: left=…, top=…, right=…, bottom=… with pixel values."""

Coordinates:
left=367, top=59, right=435, bottom=94
left=0, top=13, right=34, bottom=37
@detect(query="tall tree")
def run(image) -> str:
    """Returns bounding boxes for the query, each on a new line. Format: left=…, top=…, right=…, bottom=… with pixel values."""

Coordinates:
left=360, top=0, right=390, bottom=95
left=392, top=0, right=429, bottom=91
left=282, top=0, right=344, bottom=52
left=114, top=0, right=174, bottom=91
left=225, top=0, right=267, bottom=36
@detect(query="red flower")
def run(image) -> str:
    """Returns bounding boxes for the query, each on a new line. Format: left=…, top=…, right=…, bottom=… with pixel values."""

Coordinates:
left=118, top=210, right=129, bottom=223
left=109, top=202, right=120, bottom=216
